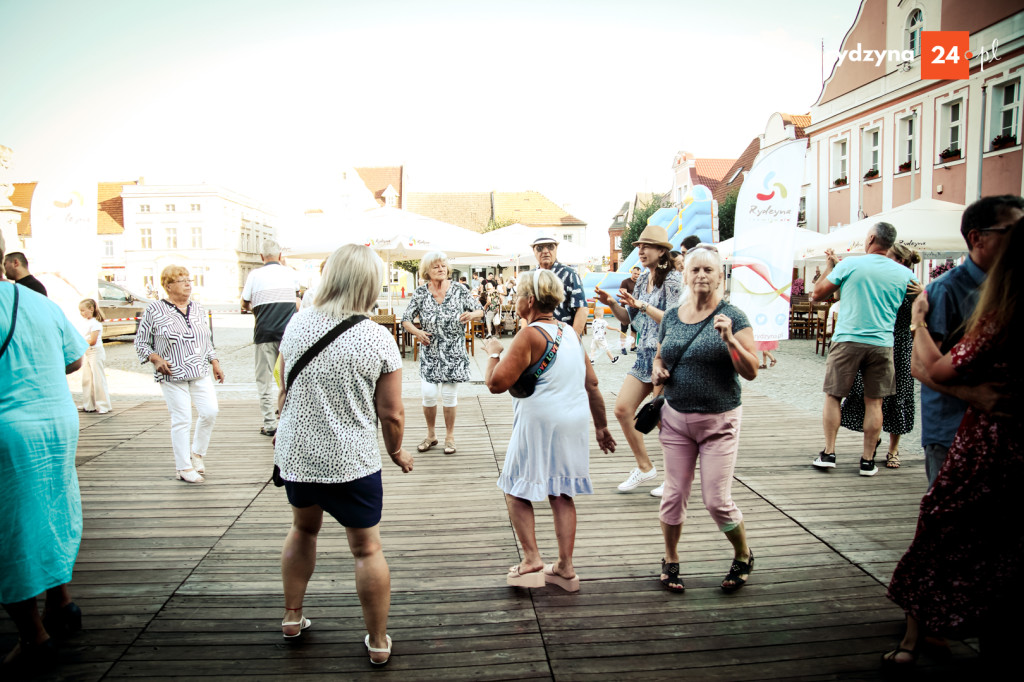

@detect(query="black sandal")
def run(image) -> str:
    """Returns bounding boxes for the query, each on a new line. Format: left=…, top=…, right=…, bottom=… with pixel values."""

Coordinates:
left=880, top=646, right=917, bottom=667
left=721, top=550, right=754, bottom=593
left=660, top=559, right=685, bottom=593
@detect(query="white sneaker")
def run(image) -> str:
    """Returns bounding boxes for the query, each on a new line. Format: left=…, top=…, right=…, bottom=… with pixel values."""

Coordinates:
left=650, top=483, right=664, bottom=497
left=618, top=466, right=657, bottom=492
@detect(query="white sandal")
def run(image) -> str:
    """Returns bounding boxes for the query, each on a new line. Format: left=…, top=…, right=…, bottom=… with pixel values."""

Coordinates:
left=282, top=616, right=311, bottom=639
left=175, top=468, right=204, bottom=484
left=191, top=454, right=205, bottom=474
left=365, top=633, right=392, bottom=665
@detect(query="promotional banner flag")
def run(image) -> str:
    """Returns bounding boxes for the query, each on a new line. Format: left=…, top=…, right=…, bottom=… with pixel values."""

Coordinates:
left=730, top=139, right=806, bottom=342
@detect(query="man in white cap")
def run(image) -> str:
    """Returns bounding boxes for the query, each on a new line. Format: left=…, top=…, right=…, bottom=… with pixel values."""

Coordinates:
left=532, top=233, right=587, bottom=336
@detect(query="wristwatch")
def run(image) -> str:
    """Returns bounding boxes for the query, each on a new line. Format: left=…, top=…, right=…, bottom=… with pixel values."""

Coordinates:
left=640, top=302, right=648, bottom=313
left=910, top=321, right=928, bottom=332
left=489, top=353, right=501, bottom=359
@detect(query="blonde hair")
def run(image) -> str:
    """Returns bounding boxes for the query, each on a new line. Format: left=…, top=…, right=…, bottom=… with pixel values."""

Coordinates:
left=889, top=243, right=921, bottom=267
left=160, top=265, right=189, bottom=292
left=517, top=269, right=564, bottom=313
left=418, top=251, right=449, bottom=281
left=80, top=298, right=104, bottom=322
left=315, top=244, right=383, bottom=319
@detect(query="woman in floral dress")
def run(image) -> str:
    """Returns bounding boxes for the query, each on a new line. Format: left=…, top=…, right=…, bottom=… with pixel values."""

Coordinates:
left=883, top=221, right=1021, bottom=669
left=402, top=252, right=484, bottom=455
left=595, top=224, right=682, bottom=496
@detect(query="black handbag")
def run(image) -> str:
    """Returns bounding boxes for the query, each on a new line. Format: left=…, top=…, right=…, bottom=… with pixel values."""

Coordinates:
left=633, top=303, right=722, bottom=434
left=271, top=314, right=367, bottom=486
left=508, top=322, right=564, bottom=399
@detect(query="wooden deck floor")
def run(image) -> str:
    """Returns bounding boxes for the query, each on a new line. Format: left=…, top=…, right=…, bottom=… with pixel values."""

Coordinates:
left=3, top=394, right=982, bottom=680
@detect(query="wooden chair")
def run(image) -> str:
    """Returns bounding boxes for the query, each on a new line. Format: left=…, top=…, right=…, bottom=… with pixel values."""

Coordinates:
left=464, top=322, right=474, bottom=355
left=789, top=301, right=814, bottom=339
left=811, top=302, right=834, bottom=355
left=816, top=311, right=838, bottom=356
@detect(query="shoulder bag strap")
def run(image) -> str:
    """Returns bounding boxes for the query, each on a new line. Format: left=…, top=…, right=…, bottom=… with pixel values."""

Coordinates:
left=532, top=321, right=564, bottom=379
left=0, top=284, right=20, bottom=360
left=664, top=301, right=723, bottom=377
left=285, top=315, right=367, bottom=393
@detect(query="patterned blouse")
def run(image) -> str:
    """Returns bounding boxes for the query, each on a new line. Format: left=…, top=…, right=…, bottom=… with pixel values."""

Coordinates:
left=274, top=311, right=402, bottom=484
left=402, top=281, right=481, bottom=383
left=135, top=300, right=217, bottom=383
left=628, top=269, right=683, bottom=353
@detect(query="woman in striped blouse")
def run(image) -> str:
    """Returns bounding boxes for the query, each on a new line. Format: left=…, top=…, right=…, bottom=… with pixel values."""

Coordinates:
left=135, top=265, right=224, bottom=483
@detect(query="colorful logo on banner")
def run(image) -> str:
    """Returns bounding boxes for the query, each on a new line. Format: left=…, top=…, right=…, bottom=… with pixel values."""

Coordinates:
left=755, top=171, right=788, bottom=202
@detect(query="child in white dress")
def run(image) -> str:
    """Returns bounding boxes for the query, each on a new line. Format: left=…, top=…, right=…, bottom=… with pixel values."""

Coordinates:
left=79, top=298, right=111, bottom=413
left=588, top=306, right=619, bottom=365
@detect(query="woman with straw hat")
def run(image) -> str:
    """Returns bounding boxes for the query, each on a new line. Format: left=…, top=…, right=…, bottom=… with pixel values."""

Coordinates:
left=596, top=224, right=682, bottom=496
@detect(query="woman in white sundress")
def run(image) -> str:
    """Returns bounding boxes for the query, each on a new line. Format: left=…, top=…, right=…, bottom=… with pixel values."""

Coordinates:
left=484, top=269, right=616, bottom=592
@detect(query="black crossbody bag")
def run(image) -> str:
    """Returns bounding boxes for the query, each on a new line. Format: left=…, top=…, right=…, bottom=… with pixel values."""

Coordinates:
left=633, top=303, right=723, bottom=434
left=271, top=315, right=367, bottom=486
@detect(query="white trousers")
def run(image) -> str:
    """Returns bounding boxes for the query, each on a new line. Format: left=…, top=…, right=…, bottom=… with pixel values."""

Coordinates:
left=81, top=346, right=111, bottom=412
left=421, top=380, right=458, bottom=407
left=160, top=374, right=219, bottom=471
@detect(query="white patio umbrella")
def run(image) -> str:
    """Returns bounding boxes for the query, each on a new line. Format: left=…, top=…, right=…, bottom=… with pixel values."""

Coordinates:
left=285, top=207, right=508, bottom=307
left=800, top=198, right=967, bottom=260
left=450, top=223, right=591, bottom=268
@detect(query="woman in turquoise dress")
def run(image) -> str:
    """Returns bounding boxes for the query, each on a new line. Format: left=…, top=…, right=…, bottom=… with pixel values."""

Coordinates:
left=1, top=235, right=89, bottom=674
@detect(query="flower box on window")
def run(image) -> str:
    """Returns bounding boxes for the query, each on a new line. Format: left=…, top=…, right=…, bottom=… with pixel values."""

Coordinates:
left=863, top=168, right=880, bottom=180
left=898, top=161, right=912, bottom=173
left=939, top=147, right=961, bottom=161
left=833, top=176, right=848, bottom=187
left=992, top=134, right=1017, bottom=150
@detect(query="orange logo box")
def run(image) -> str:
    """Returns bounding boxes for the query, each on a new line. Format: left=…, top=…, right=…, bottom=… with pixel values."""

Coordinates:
left=922, top=31, right=970, bottom=80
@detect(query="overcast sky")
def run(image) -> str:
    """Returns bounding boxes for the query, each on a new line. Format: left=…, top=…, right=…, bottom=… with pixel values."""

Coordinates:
left=1, top=0, right=863, bottom=252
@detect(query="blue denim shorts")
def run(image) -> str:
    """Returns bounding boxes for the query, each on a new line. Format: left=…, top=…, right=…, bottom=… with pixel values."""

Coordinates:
left=284, top=470, right=383, bottom=528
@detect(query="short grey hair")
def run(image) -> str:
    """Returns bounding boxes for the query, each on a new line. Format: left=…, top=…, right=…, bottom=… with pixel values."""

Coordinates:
left=260, top=239, right=282, bottom=259
left=315, top=244, right=383, bottom=319
left=418, top=251, right=449, bottom=280
left=870, top=222, right=897, bottom=249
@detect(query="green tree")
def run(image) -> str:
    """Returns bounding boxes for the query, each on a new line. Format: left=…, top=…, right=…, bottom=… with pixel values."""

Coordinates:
left=393, top=259, right=419, bottom=276
left=718, top=190, right=739, bottom=242
left=620, top=193, right=667, bottom=259
left=483, top=215, right=519, bottom=233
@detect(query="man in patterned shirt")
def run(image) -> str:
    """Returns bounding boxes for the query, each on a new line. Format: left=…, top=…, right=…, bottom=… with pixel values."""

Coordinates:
left=242, top=239, right=301, bottom=437
left=532, top=234, right=587, bottom=336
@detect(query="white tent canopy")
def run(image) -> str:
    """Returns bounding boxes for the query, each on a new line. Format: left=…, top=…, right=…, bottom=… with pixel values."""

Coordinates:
left=800, top=198, right=967, bottom=261
left=450, top=223, right=590, bottom=267
left=285, top=207, right=505, bottom=260
left=718, top=227, right=828, bottom=262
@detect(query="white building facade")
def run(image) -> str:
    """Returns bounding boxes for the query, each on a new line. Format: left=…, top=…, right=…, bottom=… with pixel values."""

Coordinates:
left=121, top=184, right=278, bottom=304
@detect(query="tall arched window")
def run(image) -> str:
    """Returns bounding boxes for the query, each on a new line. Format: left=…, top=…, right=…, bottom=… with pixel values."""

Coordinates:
left=906, top=10, right=923, bottom=57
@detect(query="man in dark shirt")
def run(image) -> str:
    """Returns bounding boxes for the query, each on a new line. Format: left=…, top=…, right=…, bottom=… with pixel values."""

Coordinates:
left=619, top=266, right=640, bottom=354
left=532, top=234, right=587, bottom=336
left=3, top=252, right=47, bottom=296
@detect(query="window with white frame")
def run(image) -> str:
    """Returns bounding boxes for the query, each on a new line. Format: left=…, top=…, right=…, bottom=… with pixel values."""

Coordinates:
left=166, top=227, right=177, bottom=249
left=898, top=115, right=917, bottom=170
left=165, top=204, right=176, bottom=212
left=832, top=139, right=848, bottom=184
left=940, top=99, right=963, bottom=157
left=563, top=233, right=574, bottom=242
left=192, top=273, right=204, bottom=287
left=191, top=226, right=202, bottom=248
left=991, top=79, right=1020, bottom=147
left=143, top=272, right=154, bottom=288
left=140, top=228, right=152, bottom=249
left=906, top=10, right=923, bottom=58
left=862, top=128, right=880, bottom=175
left=140, top=204, right=150, bottom=213
left=614, top=235, right=622, bottom=251
left=103, top=240, right=114, bottom=257
left=190, top=203, right=200, bottom=212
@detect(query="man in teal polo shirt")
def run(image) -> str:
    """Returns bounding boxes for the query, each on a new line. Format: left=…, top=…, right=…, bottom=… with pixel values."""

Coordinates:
left=811, top=222, right=917, bottom=476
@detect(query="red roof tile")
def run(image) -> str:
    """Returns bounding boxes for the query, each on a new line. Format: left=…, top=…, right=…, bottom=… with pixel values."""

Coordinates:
left=713, top=138, right=761, bottom=204
left=354, top=166, right=403, bottom=207
left=10, top=182, right=35, bottom=236
left=98, top=181, right=136, bottom=234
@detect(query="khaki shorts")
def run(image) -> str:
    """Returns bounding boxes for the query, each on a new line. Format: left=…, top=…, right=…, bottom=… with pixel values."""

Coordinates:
left=823, top=341, right=895, bottom=399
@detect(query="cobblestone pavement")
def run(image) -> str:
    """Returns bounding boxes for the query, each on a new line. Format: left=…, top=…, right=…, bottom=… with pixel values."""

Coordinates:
left=74, top=311, right=923, bottom=460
